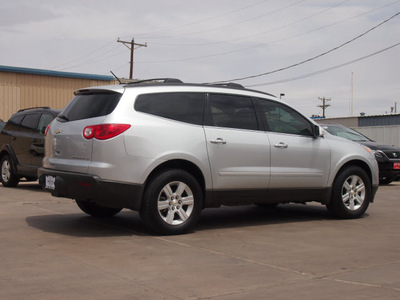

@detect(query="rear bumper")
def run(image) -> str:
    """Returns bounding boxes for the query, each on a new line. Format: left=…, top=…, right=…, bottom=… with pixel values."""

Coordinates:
left=38, top=168, right=144, bottom=211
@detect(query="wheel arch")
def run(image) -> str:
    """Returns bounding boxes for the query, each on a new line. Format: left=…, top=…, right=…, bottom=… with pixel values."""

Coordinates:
left=0, top=145, right=18, bottom=168
left=327, top=159, right=374, bottom=205
left=336, top=160, right=373, bottom=185
left=143, top=159, right=206, bottom=206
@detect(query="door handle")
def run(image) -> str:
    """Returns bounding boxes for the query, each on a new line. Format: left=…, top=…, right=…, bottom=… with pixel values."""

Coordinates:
left=274, top=142, right=288, bottom=149
left=210, top=138, right=227, bottom=145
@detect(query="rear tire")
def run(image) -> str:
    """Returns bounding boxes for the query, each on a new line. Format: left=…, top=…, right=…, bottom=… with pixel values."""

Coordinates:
left=75, top=199, right=122, bottom=217
left=327, top=166, right=371, bottom=219
left=1, top=155, right=20, bottom=187
left=140, top=169, right=203, bottom=235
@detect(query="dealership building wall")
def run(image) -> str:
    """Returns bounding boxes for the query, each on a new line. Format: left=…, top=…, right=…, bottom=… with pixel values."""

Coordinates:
left=0, top=65, right=115, bottom=121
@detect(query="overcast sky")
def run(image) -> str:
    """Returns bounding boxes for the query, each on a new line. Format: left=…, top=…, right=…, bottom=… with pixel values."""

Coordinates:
left=1, top=0, right=400, bottom=118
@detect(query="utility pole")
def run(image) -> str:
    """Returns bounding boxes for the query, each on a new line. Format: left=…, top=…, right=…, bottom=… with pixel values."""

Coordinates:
left=117, top=38, right=147, bottom=79
left=318, top=97, right=331, bottom=119
left=350, top=72, right=354, bottom=116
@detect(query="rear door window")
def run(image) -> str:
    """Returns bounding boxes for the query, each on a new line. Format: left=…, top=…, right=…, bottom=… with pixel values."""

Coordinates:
left=59, top=92, right=121, bottom=122
left=20, top=114, right=40, bottom=133
left=135, top=92, right=205, bottom=125
left=205, top=94, right=259, bottom=130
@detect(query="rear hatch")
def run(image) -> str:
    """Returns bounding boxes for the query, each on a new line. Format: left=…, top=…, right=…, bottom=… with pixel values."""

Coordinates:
left=44, top=89, right=123, bottom=173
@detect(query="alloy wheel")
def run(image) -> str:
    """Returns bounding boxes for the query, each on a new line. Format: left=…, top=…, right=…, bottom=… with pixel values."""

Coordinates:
left=341, top=175, right=366, bottom=211
left=157, top=181, right=195, bottom=226
left=1, top=160, right=10, bottom=183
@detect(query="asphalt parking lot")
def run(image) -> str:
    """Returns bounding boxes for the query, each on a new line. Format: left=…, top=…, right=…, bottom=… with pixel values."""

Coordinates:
left=0, top=182, right=399, bottom=300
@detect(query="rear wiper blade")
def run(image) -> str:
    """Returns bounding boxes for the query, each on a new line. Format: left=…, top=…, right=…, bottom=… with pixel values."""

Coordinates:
left=57, top=114, right=69, bottom=122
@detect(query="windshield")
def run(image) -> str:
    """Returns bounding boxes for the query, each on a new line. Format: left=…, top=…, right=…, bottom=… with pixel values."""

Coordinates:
left=323, top=125, right=371, bottom=142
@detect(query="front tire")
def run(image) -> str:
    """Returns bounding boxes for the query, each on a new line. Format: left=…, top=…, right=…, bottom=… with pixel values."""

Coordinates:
left=327, top=166, right=371, bottom=219
left=140, top=169, right=203, bottom=235
left=75, top=199, right=122, bottom=217
left=1, top=155, right=20, bottom=187
left=379, top=177, right=393, bottom=185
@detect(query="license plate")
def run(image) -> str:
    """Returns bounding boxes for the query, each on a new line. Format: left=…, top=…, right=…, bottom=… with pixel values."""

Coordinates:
left=45, top=176, right=56, bottom=190
left=394, top=163, right=400, bottom=170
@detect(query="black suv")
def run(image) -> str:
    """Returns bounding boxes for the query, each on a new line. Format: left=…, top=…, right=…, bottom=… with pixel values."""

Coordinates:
left=0, top=107, right=60, bottom=187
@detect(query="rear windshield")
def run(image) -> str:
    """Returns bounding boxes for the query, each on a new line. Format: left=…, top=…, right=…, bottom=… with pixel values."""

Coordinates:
left=58, top=92, right=121, bottom=122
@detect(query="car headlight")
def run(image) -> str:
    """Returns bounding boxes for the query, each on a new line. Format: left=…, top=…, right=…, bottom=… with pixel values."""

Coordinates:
left=373, top=150, right=384, bottom=159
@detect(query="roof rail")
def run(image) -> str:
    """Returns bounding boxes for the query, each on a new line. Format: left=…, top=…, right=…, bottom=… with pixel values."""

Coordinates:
left=17, top=106, right=51, bottom=112
left=208, top=82, right=244, bottom=89
left=125, top=78, right=183, bottom=85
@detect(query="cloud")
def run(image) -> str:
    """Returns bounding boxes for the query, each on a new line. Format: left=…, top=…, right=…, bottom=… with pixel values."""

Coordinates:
left=0, top=1, right=59, bottom=29
left=0, top=0, right=399, bottom=117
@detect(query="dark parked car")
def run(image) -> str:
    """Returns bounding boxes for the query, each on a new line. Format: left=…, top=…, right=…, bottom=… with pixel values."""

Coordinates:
left=322, top=124, right=400, bottom=184
left=0, top=107, right=60, bottom=187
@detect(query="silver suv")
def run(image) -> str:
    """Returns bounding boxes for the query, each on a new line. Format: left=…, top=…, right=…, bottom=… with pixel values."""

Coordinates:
left=38, top=79, right=379, bottom=235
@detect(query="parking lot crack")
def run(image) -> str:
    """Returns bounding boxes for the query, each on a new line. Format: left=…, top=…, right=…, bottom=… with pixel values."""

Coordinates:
left=154, top=236, right=314, bottom=277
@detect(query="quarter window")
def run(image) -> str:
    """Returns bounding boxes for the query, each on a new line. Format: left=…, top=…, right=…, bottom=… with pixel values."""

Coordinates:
left=257, top=99, right=313, bottom=136
left=206, top=94, right=258, bottom=130
left=37, top=113, right=54, bottom=134
left=3, top=115, right=23, bottom=131
left=135, top=92, right=205, bottom=125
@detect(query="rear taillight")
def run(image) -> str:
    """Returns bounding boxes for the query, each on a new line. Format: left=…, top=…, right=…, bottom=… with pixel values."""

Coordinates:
left=45, top=125, right=50, bottom=136
left=83, top=124, right=131, bottom=140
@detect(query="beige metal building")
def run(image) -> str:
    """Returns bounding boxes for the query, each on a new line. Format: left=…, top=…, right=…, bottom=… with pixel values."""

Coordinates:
left=0, top=65, right=115, bottom=121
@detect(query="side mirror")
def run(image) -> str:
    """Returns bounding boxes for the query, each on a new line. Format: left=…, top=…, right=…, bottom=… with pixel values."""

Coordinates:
left=313, top=125, right=324, bottom=138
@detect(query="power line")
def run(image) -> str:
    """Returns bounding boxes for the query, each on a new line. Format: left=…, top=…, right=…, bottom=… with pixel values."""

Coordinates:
left=137, top=1, right=400, bottom=64
left=213, top=10, right=400, bottom=83
left=151, top=0, right=349, bottom=47
left=51, top=40, right=116, bottom=70
left=142, top=0, right=306, bottom=40
left=58, top=47, right=126, bottom=71
left=133, top=0, right=272, bottom=38
left=245, top=41, right=400, bottom=87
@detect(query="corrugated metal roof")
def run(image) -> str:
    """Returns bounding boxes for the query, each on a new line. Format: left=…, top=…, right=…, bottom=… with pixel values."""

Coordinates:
left=0, top=65, right=114, bottom=81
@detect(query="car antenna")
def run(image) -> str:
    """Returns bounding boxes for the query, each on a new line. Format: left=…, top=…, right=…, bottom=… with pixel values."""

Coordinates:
left=110, top=71, right=122, bottom=84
